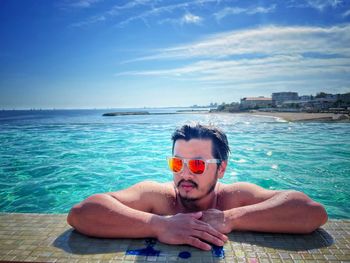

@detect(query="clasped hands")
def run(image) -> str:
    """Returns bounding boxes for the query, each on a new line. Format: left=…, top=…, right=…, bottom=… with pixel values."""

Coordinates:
left=154, top=209, right=230, bottom=251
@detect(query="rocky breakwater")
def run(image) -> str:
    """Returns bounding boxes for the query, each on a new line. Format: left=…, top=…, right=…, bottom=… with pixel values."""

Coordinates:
left=103, top=111, right=150, bottom=116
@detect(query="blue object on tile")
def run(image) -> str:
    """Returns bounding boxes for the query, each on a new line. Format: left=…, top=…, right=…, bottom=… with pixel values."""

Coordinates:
left=126, top=238, right=160, bottom=257
left=212, top=245, right=225, bottom=258
left=178, top=251, right=191, bottom=259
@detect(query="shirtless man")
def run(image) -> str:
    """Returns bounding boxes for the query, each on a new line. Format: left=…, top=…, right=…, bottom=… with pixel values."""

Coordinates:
left=67, top=123, right=328, bottom=251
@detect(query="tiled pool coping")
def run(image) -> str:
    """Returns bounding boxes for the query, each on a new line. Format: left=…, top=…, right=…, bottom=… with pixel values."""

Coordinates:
left=0, top=213, right=349, bottom=262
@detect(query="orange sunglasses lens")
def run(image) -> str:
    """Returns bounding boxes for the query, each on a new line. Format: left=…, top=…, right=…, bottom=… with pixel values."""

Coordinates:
left=169, top=157, right=183, bottom=173
left=188, top=159, right=205, bottom=174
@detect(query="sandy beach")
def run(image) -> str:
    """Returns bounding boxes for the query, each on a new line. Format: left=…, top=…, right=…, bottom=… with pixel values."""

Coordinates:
left=246, top=111, right=350, bottom=122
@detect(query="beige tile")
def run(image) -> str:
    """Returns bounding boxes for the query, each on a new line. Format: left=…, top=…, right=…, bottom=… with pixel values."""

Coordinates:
left=1, top=214, right=350, bottom=263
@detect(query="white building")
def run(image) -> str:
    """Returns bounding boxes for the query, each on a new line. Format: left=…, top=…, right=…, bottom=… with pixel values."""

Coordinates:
left=272, top=92, right=299, bottom=106
left=240, top=97, right=273, bottom=109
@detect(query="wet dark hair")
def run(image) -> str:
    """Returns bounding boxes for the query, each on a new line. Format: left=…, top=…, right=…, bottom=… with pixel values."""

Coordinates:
left=171, top=123, right=230, bottom=162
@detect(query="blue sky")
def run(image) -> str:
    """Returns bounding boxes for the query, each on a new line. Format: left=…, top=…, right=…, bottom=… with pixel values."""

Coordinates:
left=1, top=0, right=350, bottom=109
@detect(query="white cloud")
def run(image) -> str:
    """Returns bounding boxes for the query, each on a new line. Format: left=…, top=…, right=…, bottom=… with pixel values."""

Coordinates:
left=305, top=0, right=342, bottom=11
left=116, top=1, right=209, bottom=27
left=117, top=24, right=350, bottom=95
left=118, top=55, right=350, bottom=80
left=182, top=13, right=202, bottom=24
left=343, top=9, right=350, bottom=17
left=66, top=0, right=101, bottom=8
left=71, top=0, right=218, bottom=28
left=288, top=0, right=343, bottom=11
left=117, top=55, right=350, bottom=97
left=214, top=5, right=276, bottom=20
left=106, top=0, right=154, bottom=16
left=159, top=12, right=203, bottom=26
left=69, top=0, right=157, bottom=27
left=129, top=25, right=350, bottom=61
left=70, top=15, right=106, bottom=27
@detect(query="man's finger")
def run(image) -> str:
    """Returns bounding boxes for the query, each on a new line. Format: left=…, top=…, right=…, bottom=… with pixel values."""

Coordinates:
left=191, top=230, right=225, bottom=247
left=186, top=236, right=211, bottom=251
left=193, top=220, right=228, bottom=241
left=189, top=211, right=202, bottom=219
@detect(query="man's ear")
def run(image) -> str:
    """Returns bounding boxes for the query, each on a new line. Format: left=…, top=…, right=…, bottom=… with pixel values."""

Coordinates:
left=217, top=161, right=227, bottom=179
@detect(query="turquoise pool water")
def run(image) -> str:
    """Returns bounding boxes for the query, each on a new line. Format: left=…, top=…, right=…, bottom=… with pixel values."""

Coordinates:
left=0, top=109, right=349, bottom=218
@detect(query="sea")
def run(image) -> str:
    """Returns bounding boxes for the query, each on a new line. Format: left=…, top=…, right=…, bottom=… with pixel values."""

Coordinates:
left=0, top=108, right=349, bottom=218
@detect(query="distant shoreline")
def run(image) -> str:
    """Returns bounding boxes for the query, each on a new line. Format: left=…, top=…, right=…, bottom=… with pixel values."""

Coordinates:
left=244, top=111, right=350, bottom=122
left=101, top=110, right=350, bottom=122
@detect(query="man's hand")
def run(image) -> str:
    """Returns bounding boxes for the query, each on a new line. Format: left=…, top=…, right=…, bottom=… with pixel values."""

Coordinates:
left=200, top=209, right=231, bottom=234
left=153, top=212, right=228, bottom=250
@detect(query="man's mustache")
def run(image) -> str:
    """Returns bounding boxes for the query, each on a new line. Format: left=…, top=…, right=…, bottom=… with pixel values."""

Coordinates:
left=177, top=179, right=198, bottom=188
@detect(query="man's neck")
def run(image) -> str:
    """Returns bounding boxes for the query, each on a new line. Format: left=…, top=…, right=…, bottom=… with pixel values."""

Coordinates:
left=176, top=188, right=218, bottom=212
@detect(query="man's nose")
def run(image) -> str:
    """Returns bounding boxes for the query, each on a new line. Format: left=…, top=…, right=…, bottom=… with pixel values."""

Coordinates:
left=180, top=164, right=193, bottom=180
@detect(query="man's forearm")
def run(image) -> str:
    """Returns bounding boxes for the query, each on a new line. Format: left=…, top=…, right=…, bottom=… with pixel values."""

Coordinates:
left=67, top=194, right=228, bottom=251
left=67, top=194, right=161, bottom=238
left=224, top=191, right=328, bottom=234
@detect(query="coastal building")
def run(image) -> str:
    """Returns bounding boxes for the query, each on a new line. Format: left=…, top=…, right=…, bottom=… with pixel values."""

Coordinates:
left=305, top=97, right=338, bottom=111
left=272, top=92, right=299, bottom=106
left=339, top=92, right=350, bottom=103
left=299, top=95, right=312, bottom=101
left=281, top=100, right=306, bottom=111
left=217, top=91, right=349, bottom=113
left=240, top=97, right=273, bottom=110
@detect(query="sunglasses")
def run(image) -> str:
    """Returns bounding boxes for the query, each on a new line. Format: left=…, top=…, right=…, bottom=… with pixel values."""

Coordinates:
left=167, top=156, right=221, bottom=175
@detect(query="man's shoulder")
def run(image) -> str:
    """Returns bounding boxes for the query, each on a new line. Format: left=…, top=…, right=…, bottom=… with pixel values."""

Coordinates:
left=119, top=181, right=175, bottom=198
left=219, top=182, right=281, bottom=196
left=107, top=181, right=173, bottom=196
left=130, top=181, right=176, bottom=214
left=218, top=182, right=261, bottom=192
left=217, top=182, right=280, bottom=208
left=107, top=181, right=175, bottom=214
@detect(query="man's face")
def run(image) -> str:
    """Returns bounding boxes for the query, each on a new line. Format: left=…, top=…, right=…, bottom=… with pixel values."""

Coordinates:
left=172, top=139, right=226, bottom=201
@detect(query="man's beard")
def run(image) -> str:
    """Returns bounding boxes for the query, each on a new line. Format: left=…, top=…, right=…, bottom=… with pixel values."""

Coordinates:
left=179, top=182, right=216, bottom=203
left=176, top=173, right=218, bottom=204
